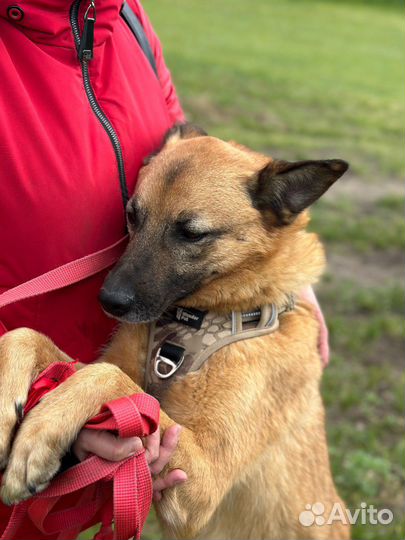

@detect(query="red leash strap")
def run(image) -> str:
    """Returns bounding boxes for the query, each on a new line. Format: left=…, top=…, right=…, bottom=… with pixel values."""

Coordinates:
left=0, top=362, right=160, bottom=540
left=0, top=236, right=128, bottom=310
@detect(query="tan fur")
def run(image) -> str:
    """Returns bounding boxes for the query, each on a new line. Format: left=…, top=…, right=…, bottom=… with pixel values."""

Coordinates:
left=0, top=132, right=349, bottom=539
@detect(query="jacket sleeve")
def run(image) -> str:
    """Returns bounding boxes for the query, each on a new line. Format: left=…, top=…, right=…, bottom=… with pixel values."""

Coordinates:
left=129, top=0, right=185, bottom=124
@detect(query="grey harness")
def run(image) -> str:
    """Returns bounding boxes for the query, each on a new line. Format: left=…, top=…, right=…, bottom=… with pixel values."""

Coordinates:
left=145, top=299, right=295, bottom=402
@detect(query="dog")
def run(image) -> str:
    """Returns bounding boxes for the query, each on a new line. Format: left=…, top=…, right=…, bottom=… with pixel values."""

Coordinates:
left=0, top=123, right=350, bottom=539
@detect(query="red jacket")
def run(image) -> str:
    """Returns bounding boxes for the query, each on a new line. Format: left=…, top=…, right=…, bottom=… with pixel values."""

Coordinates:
left=0, top=0, right=184, bottom=362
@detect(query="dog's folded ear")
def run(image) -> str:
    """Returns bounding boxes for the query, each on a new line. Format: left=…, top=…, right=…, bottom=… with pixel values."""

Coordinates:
left=164, top=123, right=208, bottom=144
left=249, top=159, right=349, bottom=225
left=143, top=123, right=207, bottom=165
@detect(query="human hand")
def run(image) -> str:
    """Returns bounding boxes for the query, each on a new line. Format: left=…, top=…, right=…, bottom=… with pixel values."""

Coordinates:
left=73, top=424, right=187, bottom=501
left=300, top=285, right=329, bottom=366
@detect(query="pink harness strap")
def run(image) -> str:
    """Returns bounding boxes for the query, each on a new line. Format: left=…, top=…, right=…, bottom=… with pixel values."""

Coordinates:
left=0, top=236, right=128, bottom=310
left=0, top=362, right=160, bottom=540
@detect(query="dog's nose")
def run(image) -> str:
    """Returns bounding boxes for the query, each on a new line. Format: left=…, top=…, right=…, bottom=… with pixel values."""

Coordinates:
left=99, top=288, right=134, bottom=317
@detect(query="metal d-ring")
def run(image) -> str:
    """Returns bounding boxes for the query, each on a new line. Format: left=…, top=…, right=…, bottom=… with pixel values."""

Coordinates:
left=154, top=347, right=185, bottom=379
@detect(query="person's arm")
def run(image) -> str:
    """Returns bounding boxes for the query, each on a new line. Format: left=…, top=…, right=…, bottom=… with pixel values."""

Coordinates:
left=300, top=285, right=329, bottom=366
left=128, top=0, right=185, bottom=124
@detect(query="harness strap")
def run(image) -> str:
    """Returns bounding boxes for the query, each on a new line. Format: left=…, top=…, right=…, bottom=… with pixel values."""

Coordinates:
left=145, top=301, right=295, bottom=402
left=0, top=236, right=128, bottom=310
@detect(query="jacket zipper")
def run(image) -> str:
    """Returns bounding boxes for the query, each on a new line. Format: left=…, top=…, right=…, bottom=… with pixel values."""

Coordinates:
left=70, top=0, right=129, bottom=211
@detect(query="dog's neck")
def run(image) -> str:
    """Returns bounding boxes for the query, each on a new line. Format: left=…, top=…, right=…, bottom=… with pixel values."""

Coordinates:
left=180, top=218, right=325, bottom=314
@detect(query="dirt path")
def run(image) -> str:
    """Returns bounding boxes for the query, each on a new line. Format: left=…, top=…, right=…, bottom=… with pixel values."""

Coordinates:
left=320, top=173, right=403, bottom=286
left=325, top=173, right=403, bottom=204
left=325, top=249, right=404, bottom=286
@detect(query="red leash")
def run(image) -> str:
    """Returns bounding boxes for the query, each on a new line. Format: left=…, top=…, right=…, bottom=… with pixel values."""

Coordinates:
left=0, top=362, right=160, bottom=540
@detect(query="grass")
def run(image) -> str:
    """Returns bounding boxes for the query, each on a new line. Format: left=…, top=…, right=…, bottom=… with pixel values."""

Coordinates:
left=144, top=0, right=404, bottom=180
left=310, top=197, right=405, bottom=250
left=85, top=1, right=404, bottom=538
left=321, top=281, right=404, bottom=540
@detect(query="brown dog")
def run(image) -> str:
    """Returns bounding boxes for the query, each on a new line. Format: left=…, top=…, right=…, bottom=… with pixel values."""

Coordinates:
left=0, top=124, right=350, bottom=539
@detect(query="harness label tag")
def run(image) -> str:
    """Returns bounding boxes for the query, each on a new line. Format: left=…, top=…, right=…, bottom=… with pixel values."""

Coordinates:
left=171, top=307, right=207, bottom=329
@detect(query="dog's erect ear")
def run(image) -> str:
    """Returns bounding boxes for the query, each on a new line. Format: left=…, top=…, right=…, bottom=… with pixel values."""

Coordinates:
left=250, top=159, right=349, bottom=225
left=143, top=123, right=207, bottom=165
left=164, top=122, right=208, bottom=145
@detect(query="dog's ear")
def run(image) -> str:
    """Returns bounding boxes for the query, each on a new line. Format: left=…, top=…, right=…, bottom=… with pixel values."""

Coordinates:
left=164, top=122, right=208, bottom=145
left=143, top=123, right=207, bottom=165
left=250, top=159, right=349, bottom=225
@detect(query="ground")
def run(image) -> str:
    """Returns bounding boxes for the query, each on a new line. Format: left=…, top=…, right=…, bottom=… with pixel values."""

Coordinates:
left=83, top=0, right=404, bottom=538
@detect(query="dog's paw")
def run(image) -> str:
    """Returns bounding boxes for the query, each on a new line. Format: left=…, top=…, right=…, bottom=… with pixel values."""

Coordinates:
left=0, top=328, right=70, bottom=472
left=0, top=396, right=77, bottom=505
left=0, top=391, right=82, bottom=505
left=0, top=419, right=62, bottom=505
left=0, top=401, right=24, bottom=471
left=0, top=362, right=136, bottom=505
left=0, top=329, right=43, bottom=470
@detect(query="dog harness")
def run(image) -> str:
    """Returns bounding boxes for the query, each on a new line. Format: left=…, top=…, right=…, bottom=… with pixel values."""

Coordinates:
left=145, top=297, right=295, bottom=401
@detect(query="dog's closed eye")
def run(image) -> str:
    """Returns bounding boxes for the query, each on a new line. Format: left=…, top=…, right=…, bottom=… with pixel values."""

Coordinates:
left=175, top=220, right=212, bottom=243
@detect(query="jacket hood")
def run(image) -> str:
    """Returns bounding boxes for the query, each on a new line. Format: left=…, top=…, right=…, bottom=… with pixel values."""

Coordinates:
left=0, top=0, right=122, bottom=47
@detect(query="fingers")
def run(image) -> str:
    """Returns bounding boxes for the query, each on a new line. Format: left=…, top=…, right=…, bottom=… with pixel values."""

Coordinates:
left=73, top=429, right=143, bottom=462
left=153, top=469, right=188, bottom=501
left=149, top=424, right=182, bottom=476
left=74, top=423, right=182, bottom=465
left=149, top=424, right=187, bottom=501
left=144, top=425, right=161, bottom=465
left=72, top=425, right=187, bottom=502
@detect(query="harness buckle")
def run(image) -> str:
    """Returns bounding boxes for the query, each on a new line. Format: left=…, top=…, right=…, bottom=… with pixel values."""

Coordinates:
left=232, top=304, right=278, bottom=334
left=154, top=342, right=186, bottom=379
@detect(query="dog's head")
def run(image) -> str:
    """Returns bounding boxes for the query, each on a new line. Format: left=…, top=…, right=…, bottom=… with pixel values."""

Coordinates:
left=100, top=124, right=348, bottom=323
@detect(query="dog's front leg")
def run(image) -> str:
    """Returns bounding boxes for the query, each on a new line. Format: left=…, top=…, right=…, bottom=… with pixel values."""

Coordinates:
left=0, top=362, right=138, bottom=505
left=154, top=415, right=216, bottom=538
left=101, top=326, right=269, bottom=539
left=99, top=325, right=247, bottom=537
left=153, top=407, right=263, bottom=540
left=0, top=328, right=71, bottom=470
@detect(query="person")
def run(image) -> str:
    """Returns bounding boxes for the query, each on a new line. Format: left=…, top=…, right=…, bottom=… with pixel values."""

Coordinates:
left=0, top=0, right=329, bottom=529
left=0, top=0, right=187, bottom=510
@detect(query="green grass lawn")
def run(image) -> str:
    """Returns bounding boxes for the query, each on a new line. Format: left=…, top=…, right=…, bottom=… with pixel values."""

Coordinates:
left=144, top=0, right=403, bottom=179
left=138, top=1, right=404, bottom=539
